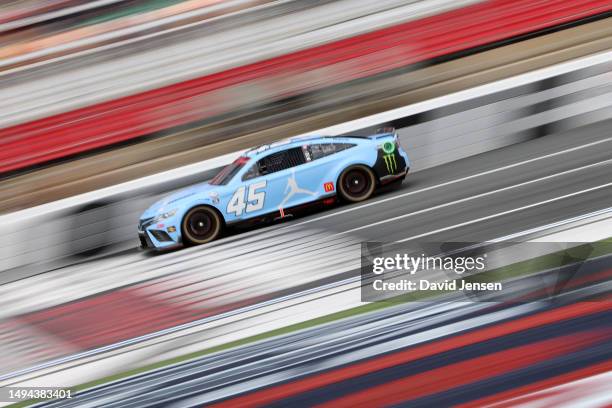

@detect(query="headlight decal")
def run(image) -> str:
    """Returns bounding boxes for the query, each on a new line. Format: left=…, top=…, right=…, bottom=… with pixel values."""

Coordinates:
left=154, top=208, right=178, bottom=222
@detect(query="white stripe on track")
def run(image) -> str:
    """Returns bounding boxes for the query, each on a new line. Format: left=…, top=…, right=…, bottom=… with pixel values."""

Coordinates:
left=398, top=182, right=612, bottom=242
left=288, top=137, right=612, bottom=229
left=338, top=158, right=612, bottom=235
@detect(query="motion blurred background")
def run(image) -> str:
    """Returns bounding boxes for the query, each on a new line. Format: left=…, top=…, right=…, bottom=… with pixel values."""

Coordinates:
left=0, top=1, right=610, bottom=407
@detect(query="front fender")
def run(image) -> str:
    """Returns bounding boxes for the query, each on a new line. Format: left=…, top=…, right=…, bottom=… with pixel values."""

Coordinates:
left=176, top=196, right=225, bottom=225
left=171, top=196, right=224, bottom=241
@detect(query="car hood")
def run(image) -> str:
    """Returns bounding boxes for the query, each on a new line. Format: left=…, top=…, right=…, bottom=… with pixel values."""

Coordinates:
left=141, top=182, right=219, bottom=219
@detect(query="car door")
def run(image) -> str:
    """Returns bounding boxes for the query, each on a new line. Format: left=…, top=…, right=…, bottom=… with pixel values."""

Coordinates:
left=273, top=147, right=320, bottom=211
left=231, top=147, right=297, bottom=219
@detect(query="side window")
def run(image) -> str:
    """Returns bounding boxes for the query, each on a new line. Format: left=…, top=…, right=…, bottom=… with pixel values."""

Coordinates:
left=335, top=143, right=356, bottom=153
left=308, top=143, right=335, bottom=160
left=242, top=163, right=260, bottom=181
left=306, top=143, right=355, bottom=161
left=243, top=147, right=306, bottom=180
left=210, top=156, right=249, bottom=185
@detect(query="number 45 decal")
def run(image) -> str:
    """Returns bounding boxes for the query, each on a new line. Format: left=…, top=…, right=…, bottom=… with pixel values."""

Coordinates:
left=227, top=181, right=267, bottom=216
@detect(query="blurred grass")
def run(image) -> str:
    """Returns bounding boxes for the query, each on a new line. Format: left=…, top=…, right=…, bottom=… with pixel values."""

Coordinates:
left=10, top=238, right=612, bottom=407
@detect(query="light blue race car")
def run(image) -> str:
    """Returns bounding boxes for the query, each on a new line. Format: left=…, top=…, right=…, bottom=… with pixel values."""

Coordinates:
left=138, top=130, right=410, bottom=250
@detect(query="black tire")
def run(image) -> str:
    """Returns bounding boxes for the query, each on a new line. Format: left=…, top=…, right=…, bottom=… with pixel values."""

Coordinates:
left=338, top=165, right=376, bottom=202
left=181, top=206, right=222, bottom=246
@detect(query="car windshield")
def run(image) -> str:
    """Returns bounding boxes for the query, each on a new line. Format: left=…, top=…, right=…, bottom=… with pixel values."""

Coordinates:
left=209, top=156, right=249, bottom=185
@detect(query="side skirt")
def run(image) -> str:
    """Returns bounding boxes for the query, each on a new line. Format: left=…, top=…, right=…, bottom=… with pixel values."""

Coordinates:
left=226, top=194, right=338, bottom=228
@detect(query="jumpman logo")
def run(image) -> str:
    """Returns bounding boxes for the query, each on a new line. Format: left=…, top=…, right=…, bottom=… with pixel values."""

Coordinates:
left=278, top=169, right=316, bottom=217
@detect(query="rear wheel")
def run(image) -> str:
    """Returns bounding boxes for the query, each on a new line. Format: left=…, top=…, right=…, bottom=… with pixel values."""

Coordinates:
left=182, top=206, right=222, bottom=246
left=338, top=165, right=376, bottom=202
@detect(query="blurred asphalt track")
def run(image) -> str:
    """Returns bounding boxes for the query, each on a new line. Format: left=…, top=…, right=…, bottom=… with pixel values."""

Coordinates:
left=0, top=18, right=610, bottom=212
left=1, top=120, right=611, bottom=287
left=0, top=119, right=609, bottom=379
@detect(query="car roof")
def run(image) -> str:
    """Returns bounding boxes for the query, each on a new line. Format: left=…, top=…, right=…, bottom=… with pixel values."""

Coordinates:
left=244, top=134, right=375, bottom=158
left=245, top=135, right=325, bottom=157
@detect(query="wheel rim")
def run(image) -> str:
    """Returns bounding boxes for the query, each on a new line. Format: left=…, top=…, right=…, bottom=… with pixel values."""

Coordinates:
left=343, top=169, right=371, bottom=198
left=186, top=210, right=215, bottom=241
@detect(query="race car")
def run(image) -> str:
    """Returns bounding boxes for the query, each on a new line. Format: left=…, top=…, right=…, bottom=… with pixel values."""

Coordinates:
left=138, top=130, right=410, bottom=250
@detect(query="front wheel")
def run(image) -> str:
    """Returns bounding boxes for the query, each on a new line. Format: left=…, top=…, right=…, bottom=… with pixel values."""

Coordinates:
left=181, top=206, right=222, bottom=246
left=338, top=165, right=376, bottom=203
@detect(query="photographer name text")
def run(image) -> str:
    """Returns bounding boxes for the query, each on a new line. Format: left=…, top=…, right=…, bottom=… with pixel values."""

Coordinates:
left=372, top=279, right=502, bottom=292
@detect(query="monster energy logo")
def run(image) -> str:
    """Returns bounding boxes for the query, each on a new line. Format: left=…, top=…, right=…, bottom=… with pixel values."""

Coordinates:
left=383, top=153, right=397, bottom=173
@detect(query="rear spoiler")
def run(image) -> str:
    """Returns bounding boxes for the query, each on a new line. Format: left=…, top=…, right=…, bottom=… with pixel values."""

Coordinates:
left=369, top=127, right=397, bottom=140
left=342, top=127, right=397, bottom=140
left=376, top=126, right=396, bottom=135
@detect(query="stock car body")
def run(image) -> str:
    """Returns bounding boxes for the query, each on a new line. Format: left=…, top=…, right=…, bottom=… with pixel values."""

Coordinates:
left=138, top=130, right=409, bottom=250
